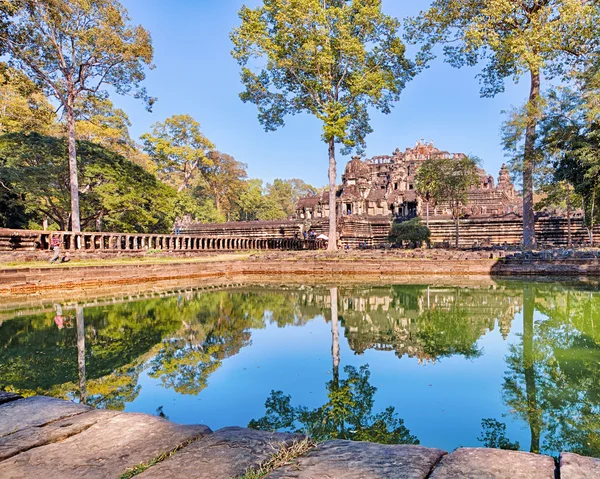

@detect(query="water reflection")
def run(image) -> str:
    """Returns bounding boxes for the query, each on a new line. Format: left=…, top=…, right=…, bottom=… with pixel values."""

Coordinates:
left=0, top=282, right=598, bottom=457
left=501, top=285, right=600, bottom=457
left=249, top=364, right=419, bottom=445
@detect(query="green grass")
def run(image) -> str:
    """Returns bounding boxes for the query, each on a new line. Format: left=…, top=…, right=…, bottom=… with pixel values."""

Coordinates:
left=119, top=436, right=201, bottom=479
left=238, top=436, right=317, bottom=479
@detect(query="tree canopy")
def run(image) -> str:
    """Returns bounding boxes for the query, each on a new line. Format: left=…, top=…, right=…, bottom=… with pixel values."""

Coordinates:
left=231, top=0, right=414, bottom=249
left=1, top=0, right=154, bottom=231
left=406, top=0, right=599, bottom=247
left=142, top=114, right=214, bottom=193
left=415, top=156, right=480, bottom=248
left=0, top=132, right=177, bottom=232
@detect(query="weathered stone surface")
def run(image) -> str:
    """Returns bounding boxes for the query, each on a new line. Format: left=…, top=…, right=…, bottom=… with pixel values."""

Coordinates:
left=138, top=426, right=299, bottom=479
left=0, top=409, right=119, bottom=461
left=560, top=452, right=600, bottom=478
left=265, top=440, right=446, bottom=479
left=0, top=412, right=211, bottom=479
left=0, top=396, right=91, bottom=437
left=0, top=391, right=22, bottom=406
left=429, top=448, right=555, bottom=479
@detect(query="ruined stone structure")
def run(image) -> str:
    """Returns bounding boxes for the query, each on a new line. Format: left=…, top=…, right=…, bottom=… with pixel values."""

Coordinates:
left=296, top=140, right=521, bottom=220
left=180, top=138, right=597, bottom=247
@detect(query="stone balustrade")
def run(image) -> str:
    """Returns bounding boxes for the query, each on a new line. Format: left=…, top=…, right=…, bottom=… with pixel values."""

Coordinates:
left=0, top=228, right=326, bottom=253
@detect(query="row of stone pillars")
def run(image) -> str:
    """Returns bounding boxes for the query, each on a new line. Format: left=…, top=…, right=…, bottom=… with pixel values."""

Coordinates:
left=36, top=231, right=325, bottom=252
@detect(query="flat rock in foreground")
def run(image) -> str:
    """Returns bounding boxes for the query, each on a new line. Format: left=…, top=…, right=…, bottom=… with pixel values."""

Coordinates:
left=0, top=412, right=211, bottom=479
left=0, top=391, right=22, bottom=406
left=0, top=409, right=119, bottom=462
left=0, top=396, right=91, bottom=437
left=429, top=448, right=555, bottom=479
left=138, top=426, right=299, bottom=479
left=560, top=452, right=600, bottom=478
left=265, top=440, right=446, bottom=479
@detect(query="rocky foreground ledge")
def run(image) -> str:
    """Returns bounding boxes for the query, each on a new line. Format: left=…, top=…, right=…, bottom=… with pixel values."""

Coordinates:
left=0, top=393, right=598, bottom=479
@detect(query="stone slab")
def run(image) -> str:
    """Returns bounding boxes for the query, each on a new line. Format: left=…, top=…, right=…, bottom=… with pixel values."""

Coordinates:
left=0, top=396, right=91, bottom=437
left=429, top=448, right=555, bottom=479
left=139, top=426, right=299, bottom=479
left=265, top=440, right=446, bottom=479
left=0, top=412, right=211, bottom=479
left=0, top=391, right=22, bottom=406
left=0, top=409, right=119, bottom=461
left=560, top=452, right=600, bottom=478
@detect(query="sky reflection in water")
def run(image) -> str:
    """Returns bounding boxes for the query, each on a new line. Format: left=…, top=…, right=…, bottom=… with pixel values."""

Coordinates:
left=1, top=281, right=598, bottom=457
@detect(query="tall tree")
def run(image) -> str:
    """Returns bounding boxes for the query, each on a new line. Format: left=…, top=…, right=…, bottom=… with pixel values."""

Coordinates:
left=0, top=132, right=177, bottom=232
left=415, top=156, right=480, bottom=248
left=1, top=0, right=154, bottom=232
left=142, top=114, right=214, bottom=193
left=231, top=0, right=414, bottom=250
left=534, top=87, right=600, bottom=245
left=201, top=150, right=248, bottom=220
left=267, top=178, right=318, bottom=218
left=406, top=0, right=598, bottom=248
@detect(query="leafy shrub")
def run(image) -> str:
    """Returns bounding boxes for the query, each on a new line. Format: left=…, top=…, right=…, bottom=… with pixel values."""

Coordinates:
left=389, top=218, right=431, bottom=248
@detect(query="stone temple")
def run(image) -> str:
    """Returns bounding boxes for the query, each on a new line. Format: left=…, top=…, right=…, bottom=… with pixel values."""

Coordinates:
left=296, top=140, right=521, bottom=221
left=185, top=141, right=595, bottom=247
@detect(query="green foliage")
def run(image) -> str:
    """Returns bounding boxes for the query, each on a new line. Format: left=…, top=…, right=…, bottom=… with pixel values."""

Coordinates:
left=533, top=86, right=600, bottom=240
left=266, top=179, right=317, bottom=218
left=0, top=62, right=55, bottom=135
left=388, top=218, right=430, bottom=248
left=415, top=156, right=480, bottom=217
left=231, top=0, right=414, bottom=148
left=414, top=307, right=483, bottom=360
left=249, top=364, right=419, bottom=445
left=199, top=150, right=248, bottom=220
left=0, top=132, right=177, bottom=232
left=231, top=0, right=414, bottom=249
left=503, top=285, right=600, bottom=456
left=415, top=156, right=479, bottom=247
left=405, top=1, right=596, bottom=97
left=73, top=96, right=136, bottom=159
left=406, top=0, right=599, bottom=247
left=142, top=114, right=215, bottom=193
left=3, top=0, right=155, bottom=231
left=478, top=419, right=520, bottom=451
left=237, top=179, right=288, bottom=221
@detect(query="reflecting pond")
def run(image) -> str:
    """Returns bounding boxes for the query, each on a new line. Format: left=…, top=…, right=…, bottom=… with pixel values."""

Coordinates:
left=1, top=281, right=599, bottom=457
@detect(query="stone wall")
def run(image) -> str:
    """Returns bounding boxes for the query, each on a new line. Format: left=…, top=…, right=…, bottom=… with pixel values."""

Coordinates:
left=3, top=253, right=600, bottom=295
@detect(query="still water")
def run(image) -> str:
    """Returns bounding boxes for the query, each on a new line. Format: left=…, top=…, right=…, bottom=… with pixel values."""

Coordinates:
left=1, top=281, right=598, bottom=457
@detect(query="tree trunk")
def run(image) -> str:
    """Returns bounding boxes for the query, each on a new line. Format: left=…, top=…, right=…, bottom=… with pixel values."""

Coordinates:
left=327, top=138, right=337, bottom=251
left=330, top=287, right=340, bottom=384
left=454, top=214, right=459, bottom=249
left=523, top=286, right=540, bottom=454
left=66, top=93, right=81, bottom=232
left=330, top=287, right=342, bottom=436
left=522, top=70, right=540, bottom=249
left=76, top=304, right=87, bottom=405
left=566, top=190, right=572, bottom=248
left=590, top=186, right=596, bottom=246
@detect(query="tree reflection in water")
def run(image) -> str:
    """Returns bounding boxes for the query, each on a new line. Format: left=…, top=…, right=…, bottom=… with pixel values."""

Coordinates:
left=0, top=282, right=599, bottom=456
left=499, top=284, right=600, bottom=458
left=250, top=287, right=418, bottom=445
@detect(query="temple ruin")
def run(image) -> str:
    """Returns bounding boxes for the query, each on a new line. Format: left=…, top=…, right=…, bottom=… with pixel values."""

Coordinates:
left=296, top=140, right=521, bottom=221
left=180, top=141, right=597, bottom=248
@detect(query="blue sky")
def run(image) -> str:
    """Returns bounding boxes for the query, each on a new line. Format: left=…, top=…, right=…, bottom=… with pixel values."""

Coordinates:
left=116, top=0, right=530, bottom=187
